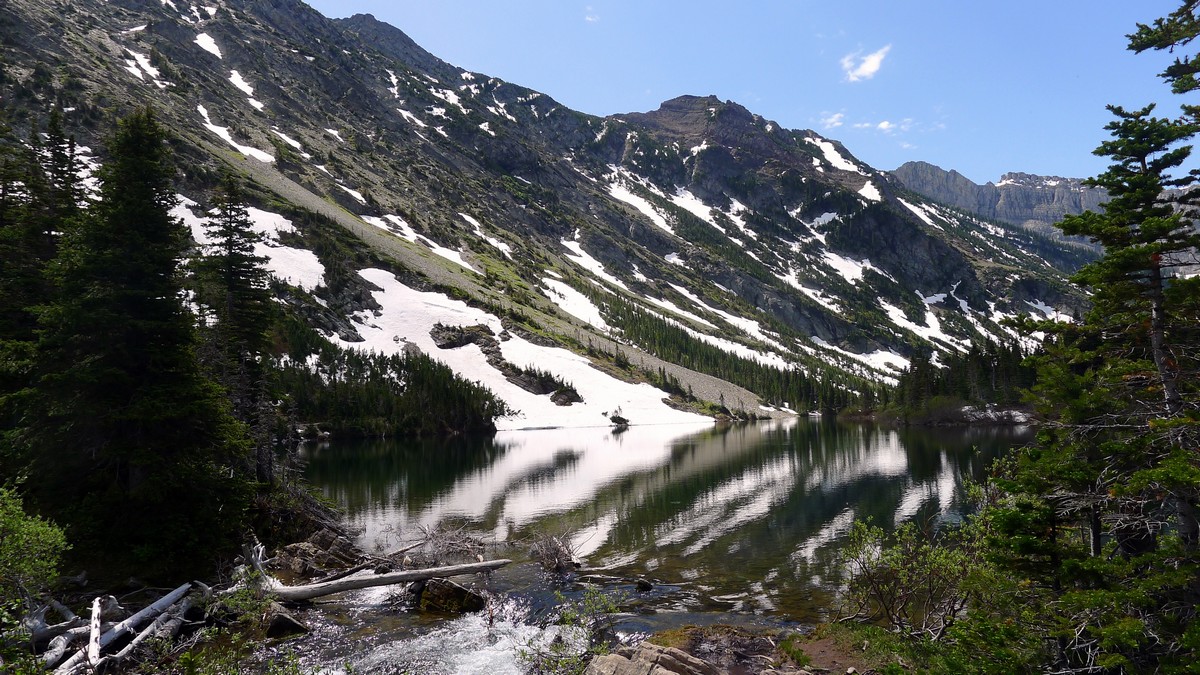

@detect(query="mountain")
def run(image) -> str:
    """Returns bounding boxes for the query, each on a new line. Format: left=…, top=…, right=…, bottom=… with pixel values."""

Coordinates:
left=0, top=0, right=1089, bottom=421
left=892, top=160, right=1106, bottom=269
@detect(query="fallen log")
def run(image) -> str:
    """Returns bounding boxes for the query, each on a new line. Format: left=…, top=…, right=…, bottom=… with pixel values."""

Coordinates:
left=95, top=596, right=188, bottom=671
left=153, top=597, right=195, bottom=642
left=31, top=617, right=88, bottom=646
left=86, top=598, right=101, bottom=668
left=266, top=559, right=512, bottom=602
left=54, top=583, right=191, bottom=674
left=39, top=624, right=105, bottom=669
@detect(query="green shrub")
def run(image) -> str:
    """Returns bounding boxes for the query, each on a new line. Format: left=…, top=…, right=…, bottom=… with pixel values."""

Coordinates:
left=0, top=487, right=68, bottom=631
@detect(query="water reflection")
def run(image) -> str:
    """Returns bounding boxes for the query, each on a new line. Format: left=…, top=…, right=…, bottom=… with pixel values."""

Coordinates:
left=302, top=419, right=1029, bottom=622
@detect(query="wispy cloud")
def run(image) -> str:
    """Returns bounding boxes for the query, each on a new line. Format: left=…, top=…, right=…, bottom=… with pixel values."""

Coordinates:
left=840, top=45, right=892, bottom=82
left=820, top=112, right=845, bottom=129
left=850, top=118, right=914, bottom=134
left=585, top=5, right=599, bottom=22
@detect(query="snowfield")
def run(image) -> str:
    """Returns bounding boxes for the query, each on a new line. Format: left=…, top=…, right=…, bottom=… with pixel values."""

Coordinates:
left=336, top=269, right=710, bottom=430
left=175, top=196, right=325, bottom=291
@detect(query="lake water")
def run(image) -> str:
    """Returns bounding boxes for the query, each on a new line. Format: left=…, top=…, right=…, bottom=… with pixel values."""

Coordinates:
left=296, top=418, right=1029, bottom=673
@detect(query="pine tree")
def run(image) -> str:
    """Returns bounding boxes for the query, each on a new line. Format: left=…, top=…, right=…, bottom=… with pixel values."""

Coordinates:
left=0, top=113, right=79, bottom=476
left=987, top=12, right=1200, bottom=669
left=202, top=173, right=272, bottom=362
left=19, top=108, right=253, bottom=576
left=196, top=172, right=275, bottom=483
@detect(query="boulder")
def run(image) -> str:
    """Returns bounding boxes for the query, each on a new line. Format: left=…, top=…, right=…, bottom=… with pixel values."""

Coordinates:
left=416, top=578, right=487, bottom=614
left=584, top=643, right=720, bottom=675
left=264, top=602, right=308, bottom=638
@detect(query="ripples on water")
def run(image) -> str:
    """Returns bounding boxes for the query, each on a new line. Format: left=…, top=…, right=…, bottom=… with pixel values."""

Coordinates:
left=298, top=418, right=1030, bottom=671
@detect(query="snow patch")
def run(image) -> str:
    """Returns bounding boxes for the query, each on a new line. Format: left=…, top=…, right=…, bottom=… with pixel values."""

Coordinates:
left=460, top=213, right=513, bottom=259
left=804, top=137, right=863, bottom=174
left=361, top=215, right=478, bottom=273
left=608, top=180, right=673, bottom=235
left=123, top=49, right=170, bottom=88
left=561, top=231, right=628, bottom=290
left=335, top=269, right=707, bottom=430
left=541, top=279, right=609, bottom=331
left=194, top=33, right=221, bottom=58
left=197, top=105, right=273, bottom=162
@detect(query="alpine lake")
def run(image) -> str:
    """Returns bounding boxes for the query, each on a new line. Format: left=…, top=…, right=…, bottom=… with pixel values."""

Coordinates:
left=290, top=418, right=1031, bottom=674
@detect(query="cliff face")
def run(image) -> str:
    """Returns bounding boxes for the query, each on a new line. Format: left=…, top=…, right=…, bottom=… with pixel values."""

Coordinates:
left=892, top=161, right=1107, bottom=231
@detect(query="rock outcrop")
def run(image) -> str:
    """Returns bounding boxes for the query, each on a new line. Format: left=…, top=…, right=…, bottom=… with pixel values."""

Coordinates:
left=892, top=161, right=1107, bottom=233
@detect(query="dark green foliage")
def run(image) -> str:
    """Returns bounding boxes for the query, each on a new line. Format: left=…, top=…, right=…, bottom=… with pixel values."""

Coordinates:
left=16, top=108, right=255, bottom=578
left=193, top=173, right=277, bottom=483
left=982, top=17, right=1200, bottom=670
left=198, top=173, right=274, bottom=363
left=1129, top=1, right=1200, bottom=99
left=890, top=340, right=1035, bottom=417
left=841, top=7, right=1200, bottom=671
left=0, top=111, right=81, bottom=479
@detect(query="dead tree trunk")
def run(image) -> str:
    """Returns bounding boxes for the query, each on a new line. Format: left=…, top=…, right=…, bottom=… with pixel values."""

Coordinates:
left=266, top=559, right=512, bottom=602
left=54, top=583, right=191, bottom=674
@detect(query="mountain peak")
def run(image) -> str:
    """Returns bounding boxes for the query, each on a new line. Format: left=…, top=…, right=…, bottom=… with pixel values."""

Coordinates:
left=334, top=12, right=453, bottom=78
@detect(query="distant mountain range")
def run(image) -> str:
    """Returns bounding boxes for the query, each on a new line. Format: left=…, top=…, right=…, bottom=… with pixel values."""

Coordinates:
left=0, top=0, right=1097, bottom=417
left=893, top=161, right=1105, bottom=263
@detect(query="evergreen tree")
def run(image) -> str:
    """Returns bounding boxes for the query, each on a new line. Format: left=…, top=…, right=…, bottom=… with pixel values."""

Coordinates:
left=0, top=113, right=79, bottom=476
left=201, top=173, right=272, bottom=362
left=19, top=108, right=253, bottom=576
left=196, top=172, right=275, bottom=483
left=987, top=10, right=1200, bottom=669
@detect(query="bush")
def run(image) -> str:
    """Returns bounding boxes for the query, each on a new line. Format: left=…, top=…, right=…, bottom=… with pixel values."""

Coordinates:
left=519, top=586, right=622, bottom=674
left=838, top=512, right=1050, bottom=673
left=0, top=487, right=68, bottom=636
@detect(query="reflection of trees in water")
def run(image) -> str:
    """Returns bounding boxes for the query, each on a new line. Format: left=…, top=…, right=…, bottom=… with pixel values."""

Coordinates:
left=302, top=421, right=1029, bottom=618
left=582, top=421, right=1026, bottom=618
left=300, top=435, right=513, bottom=514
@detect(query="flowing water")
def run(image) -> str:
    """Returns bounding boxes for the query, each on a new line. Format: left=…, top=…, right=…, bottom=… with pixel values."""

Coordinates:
left=294, top=418, right=1030, bottom=673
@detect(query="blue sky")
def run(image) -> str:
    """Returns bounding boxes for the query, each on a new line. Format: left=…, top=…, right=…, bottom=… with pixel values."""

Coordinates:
left=305, top=1, right=1185, bottom=184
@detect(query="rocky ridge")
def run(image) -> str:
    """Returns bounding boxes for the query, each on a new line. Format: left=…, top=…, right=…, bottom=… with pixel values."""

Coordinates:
left=0, top=0, right=1091, bottom=413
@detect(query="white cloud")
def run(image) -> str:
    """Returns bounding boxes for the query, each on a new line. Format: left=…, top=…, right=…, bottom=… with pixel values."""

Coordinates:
left=877, top=120, right=895, bottom=132
left=820, top=112, right=845, bottom=129
left=585, top=5, right=599, bottom=22
left=840, top=44, right=892, bottom=82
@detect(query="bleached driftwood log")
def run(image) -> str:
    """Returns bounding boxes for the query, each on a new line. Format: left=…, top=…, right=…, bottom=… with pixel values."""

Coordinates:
left=265, top=559, right=512, bottom=602
left=54, top=582, right=191, bottom=674
left=95, top=596, right=191, bottom=671
left=236, top=535, right=510, bottom=602
left=86, top=597, right=101, bottom=668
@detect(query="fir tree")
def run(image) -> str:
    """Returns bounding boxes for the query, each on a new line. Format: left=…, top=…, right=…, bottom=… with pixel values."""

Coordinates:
left=987, top=9, right=1200, bottom=669
left=19, top=108, right=253, bottom=576
left=0, top=112, right=79, bottom=476
left=196, top=172, right=275, bottom=482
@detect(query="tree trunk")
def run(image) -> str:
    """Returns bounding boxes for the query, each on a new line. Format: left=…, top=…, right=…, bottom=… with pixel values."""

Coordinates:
left=267, top=559, right=512, bottom=602
left=54, top=583, right=191, bottom=674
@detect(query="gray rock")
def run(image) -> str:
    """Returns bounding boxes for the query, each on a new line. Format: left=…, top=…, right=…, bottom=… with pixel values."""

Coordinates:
left=265, top=602, right=308, bottom=638
left=584, top=642, right=720, bottom=675
left=416, top=578, right=487, bottom=614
